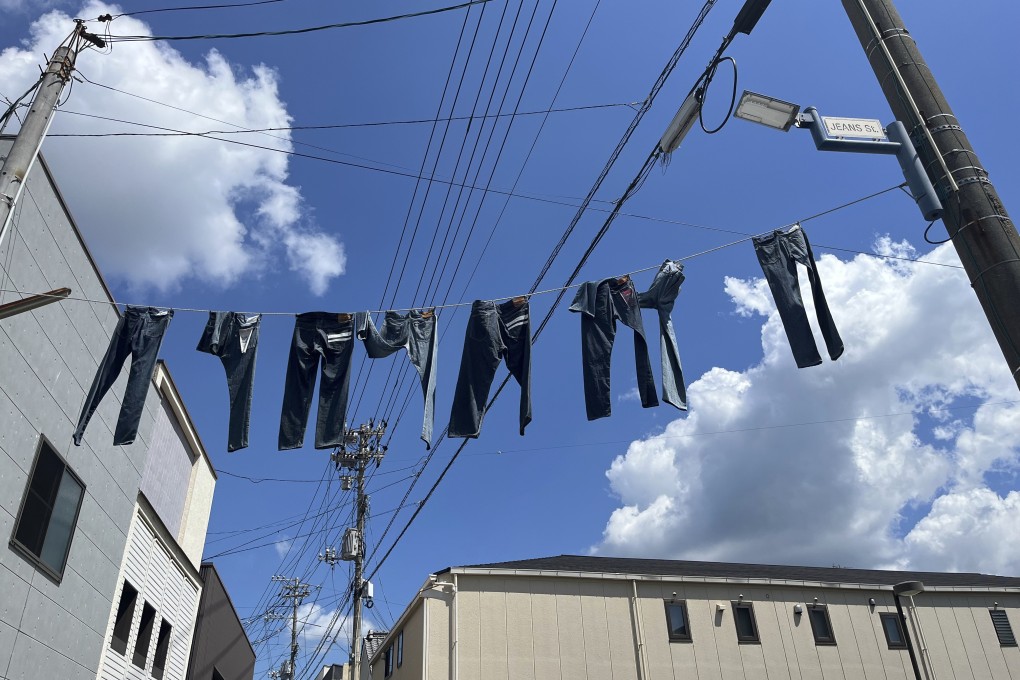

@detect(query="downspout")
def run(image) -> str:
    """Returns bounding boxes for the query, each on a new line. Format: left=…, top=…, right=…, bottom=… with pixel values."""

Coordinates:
left=630, top=580, right=649, bottom=680
left=450, top=574, right=459, bottom=680
left=422, top=595, right=429, bottom=680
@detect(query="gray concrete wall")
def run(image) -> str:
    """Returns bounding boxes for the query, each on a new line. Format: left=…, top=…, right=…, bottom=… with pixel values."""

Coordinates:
left=0, top=140, right=164, bottom=680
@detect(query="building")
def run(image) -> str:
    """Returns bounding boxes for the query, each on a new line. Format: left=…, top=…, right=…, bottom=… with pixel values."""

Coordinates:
left=0, top=139, right=216, bottom=680
left=186, top=563, right=256, bottom=680
left=365, top=554, right=1020, bottom=680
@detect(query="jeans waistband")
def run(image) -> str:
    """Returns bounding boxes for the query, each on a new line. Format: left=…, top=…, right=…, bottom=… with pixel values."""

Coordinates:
left=296, top=312, right=354, bottom=327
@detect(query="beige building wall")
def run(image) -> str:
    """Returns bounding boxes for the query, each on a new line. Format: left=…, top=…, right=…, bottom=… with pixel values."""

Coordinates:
left=370, top=569, right=1020, bottom=680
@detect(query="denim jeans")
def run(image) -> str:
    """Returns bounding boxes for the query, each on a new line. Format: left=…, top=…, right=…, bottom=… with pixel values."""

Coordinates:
left=278, top=312, right=355, bottom=450
left=197, top=312, right=261, bottom=452
left=449, top=298, right=531, bottom=438
left=355, top=309, right=438, bottom=448
left=570, top=276, right=658, bottom=420
left=73, top=306, right=173, bottom=447
left=753, top=225, right=843, bottom=368
left=638, top=259, right=687, bottom=411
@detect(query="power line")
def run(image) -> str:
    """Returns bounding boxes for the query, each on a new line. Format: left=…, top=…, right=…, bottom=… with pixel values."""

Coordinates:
left=104, top=0, right=493, bottom=42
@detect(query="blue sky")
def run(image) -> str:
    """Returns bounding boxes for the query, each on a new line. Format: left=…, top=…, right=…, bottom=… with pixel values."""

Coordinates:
left=3, top=0, right=1020, bottom=676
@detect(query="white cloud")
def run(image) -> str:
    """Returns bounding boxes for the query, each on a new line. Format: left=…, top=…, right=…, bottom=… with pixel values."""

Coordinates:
left=0, top=2, right=345, bottom=294
left=274, top=536, right=293, bottom=559
left=595, top=239, right=1020, bottom=574
left=297, top=601, right=381, bottom=649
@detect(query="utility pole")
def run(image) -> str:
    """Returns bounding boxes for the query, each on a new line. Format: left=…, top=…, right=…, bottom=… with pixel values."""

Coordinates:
left=0, top=22, right=103, bottom=248
left=841, top=0, right=1020, bottom=391
left=266, top=575, right=314, bottom=680
left=332, top=420, right=387, bottom=680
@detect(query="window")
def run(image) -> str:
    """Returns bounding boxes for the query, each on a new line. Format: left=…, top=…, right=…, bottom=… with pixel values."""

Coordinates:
left=9, top=437, right=85, bottom=581
left=384, top=644, right=394, bottom=677
left=990, top=610, right=1017, bottom=647
left=111, top=581, right=139, bottom=655
left=151, top=619, right=173, bottom=679
left=664, top=601, right=692, bottom=641
left=880, top=612, right=907, bottom=649
left=397, top=630, right=404, bottom=667
left=212, top=669, right=225, bottom=680
left=808, top=605, right=836, bottom=645
left=133, top=602, right=157, bottom=669
left=732, top=602, right=760, bottom=643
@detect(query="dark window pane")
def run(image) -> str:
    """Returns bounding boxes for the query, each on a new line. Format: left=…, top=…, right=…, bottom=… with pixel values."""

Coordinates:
left=28, top=445, right=63, bottom=505
left=734, top=604, right=759, bottom=642
left=384, top=645, right=394, bottom=677
left=152, top=619, right=172, bottom=680
left=664, top=602, right=691, bottom=640
left=13, top=490, right=51, bottom=555
left=990, top=610, right=1017, bottom=647
left=39, top=472, right=83, bottom=573
left=134, top=602, right=157, bottom=668
left=397, top=630, right=403, bottom=667
left=212, top=669, right=225, bottom=680
left=809, top=607, right=835, bottom=644
left=881, top=612, right=906, bottom=649
left=112, top=581, right=138, bottom=655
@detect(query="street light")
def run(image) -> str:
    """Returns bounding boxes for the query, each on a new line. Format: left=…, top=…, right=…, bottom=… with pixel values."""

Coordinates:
left=734, top=91, right=943, bottom=221
left=893, top=581, right=938, bottom=680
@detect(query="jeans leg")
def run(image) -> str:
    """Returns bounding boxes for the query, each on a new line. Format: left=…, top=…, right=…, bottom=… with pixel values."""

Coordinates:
left=73, top=313, right=133, bottom=446
left=221, top=320, right=259, bottom=452
left=502, top=301, right=532, bottom=435
left=314, top=325, right=354, bottom=449
left=279, top=322, right=319, bottom=450
left=798, top=235, right=844, bottom=360
left=416, top=315, right=438, bottom=448
left=581, top=286, right=616, bottom=421
left=114, top=310, right=172, bottom=446
left=449, top=304, right=502, bottom=438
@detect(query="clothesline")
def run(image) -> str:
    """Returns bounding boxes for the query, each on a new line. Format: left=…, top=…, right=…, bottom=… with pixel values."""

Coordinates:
left=0, top=182, right=954, bottom=316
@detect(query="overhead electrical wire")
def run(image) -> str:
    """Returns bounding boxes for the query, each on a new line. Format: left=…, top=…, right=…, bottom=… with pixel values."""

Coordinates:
left=102, top=0, right=493, bottom=42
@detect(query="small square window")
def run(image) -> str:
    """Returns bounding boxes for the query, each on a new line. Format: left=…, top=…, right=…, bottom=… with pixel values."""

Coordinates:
left=732, top=602, right=760, bottom=643
left=880, top=612, right=907, bottom=649
left=9, top=437, right=85, bottom=581
left=111, top=580, right=139, bottom=655
left=664, top=601, right=692, bottom=641
left=397, top=630, right=404, bottom=667
left=808, top=605, right=836, bottom=645
left=384, top=644, right=394, bottom=677
left=990, top=610, right=1017, bottom=647
left=134, top=602, right=156, bottom=669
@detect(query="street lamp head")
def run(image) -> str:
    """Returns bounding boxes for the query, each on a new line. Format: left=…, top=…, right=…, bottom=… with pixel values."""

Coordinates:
left=731, top=0, right=773, bottom=37
left=734, top=90, right=801, bottom=131
left=893, top=580, right=925, bottom=597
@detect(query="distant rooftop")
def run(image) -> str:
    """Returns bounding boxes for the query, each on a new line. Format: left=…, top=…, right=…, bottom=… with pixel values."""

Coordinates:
left=363, top=630, right=390, bottom=659
left=449, top=554, right=1020, bottom=589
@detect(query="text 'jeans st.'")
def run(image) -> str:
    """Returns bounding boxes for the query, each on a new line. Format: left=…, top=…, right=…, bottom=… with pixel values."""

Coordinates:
left=355, top=309, right=438, bottom=448
left=278, top=312, right=354, bottom=450
left=197, top=311, right=261, bottom=452
left=73, top=306, right=173, bottom=447
left=449, top=298, right=532, bottom=438
left=570, top=276, right=658, bottom=420
left=752, top=225, right=843, bottom=368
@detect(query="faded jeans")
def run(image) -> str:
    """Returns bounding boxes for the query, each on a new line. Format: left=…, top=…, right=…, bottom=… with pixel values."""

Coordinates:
left=638, top=259, right=687, bottom=411
left=73, top=306, right=173, bottom=447
left=449, top=298, right=531, bottom=438
left=570, top=276, right=658, bottom=420
left=355, top=309, right=438, bottom=448
left=197, top=312, right=261, bottom=452
left=278, top=312, right=355, bottom=450
left=753, top=225, right=843, bottom=368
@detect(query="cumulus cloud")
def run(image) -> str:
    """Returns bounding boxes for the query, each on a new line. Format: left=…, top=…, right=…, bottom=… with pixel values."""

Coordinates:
left=297, top=601, right=381, bottom=648
left=0, top=2, right=345, bottom=293
left=595, top=238, right=1020, bottom=575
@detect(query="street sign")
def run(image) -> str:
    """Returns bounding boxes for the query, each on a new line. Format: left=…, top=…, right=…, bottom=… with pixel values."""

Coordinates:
left=821, top=116, right=886, bottom=140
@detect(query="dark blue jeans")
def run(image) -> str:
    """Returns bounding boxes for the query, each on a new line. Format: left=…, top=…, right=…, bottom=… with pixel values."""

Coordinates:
left=197, top=312, right=261, bottom=452
left=73, top=306, right=173, bottom=446
left=753, top=226, right=843, bottom=368
left=278, top=312, right=354, bottom=450
left=570, top=276, right=658, bottom=420
left=449, top=298, right=532, bottom=438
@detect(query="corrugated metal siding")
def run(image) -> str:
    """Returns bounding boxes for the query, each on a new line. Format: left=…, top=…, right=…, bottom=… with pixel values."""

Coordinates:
left=98, top=511, right=200, bottom=680
left=140, top=398, right=195, bottom=537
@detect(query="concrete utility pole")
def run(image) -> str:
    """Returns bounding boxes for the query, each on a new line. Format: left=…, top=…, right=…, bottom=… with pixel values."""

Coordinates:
left=332, top=420, right=387, bottom=680
left=0, top=23, right=103, bottom=248
left=268, top=576, right=314, bottom=680
left=841, top=0, right=1020, bottom=390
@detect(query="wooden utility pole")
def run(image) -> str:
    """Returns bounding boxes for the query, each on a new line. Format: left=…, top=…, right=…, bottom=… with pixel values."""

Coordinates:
left=842, top=0, right=1020, bottom=390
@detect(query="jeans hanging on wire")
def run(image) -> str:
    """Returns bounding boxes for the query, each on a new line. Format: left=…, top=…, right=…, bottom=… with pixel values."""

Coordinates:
left=449, top=297, right=532, bottom=438
left=73, top=306, right=173, bottom=447
left=278, top=312, right=355, bottom=450
left=570, top=275, right=658, bottom=420
left=355, top=309, right=438, bottom=448
left=752, top=225, right=843, bottom=368
left=638, top=259, right=687, bottom=410
left=197, top=311, right=261, bottom=452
